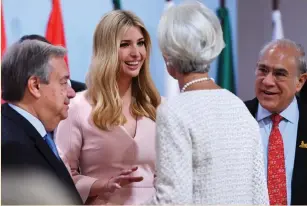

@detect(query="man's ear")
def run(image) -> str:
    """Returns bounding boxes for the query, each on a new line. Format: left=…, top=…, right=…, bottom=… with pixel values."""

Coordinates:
left=27, top=76, right=42, bottom=98
left=296, top=73, right=307, bottom=93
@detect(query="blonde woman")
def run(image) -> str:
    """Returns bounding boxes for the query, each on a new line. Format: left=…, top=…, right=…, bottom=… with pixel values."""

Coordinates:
left=54, top=10, right=161, bottom=205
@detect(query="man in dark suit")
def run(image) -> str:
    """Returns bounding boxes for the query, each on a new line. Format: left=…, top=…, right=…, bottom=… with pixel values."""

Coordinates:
left=245, top=39, right=307, bottom=205
left=19, top=34, right=87, bottom=93
left=1, top=39, right=83, bottom=204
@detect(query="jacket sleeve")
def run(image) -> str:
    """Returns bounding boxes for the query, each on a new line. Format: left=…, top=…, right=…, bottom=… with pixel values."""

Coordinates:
left=148, top=103, right=193, bottom=204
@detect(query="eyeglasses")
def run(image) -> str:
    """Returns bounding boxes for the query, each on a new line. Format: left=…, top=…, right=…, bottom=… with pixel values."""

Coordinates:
left=255, top=66, right=291, bottom=82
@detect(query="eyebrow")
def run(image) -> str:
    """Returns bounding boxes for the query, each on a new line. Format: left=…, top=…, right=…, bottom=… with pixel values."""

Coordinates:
left=121, top=38, right=145, bottom=42
left=60, top=75, right=70, bottom=81
left=274, top=68, right=289, bottom=74
left=258, top=64, right=289, bottom=73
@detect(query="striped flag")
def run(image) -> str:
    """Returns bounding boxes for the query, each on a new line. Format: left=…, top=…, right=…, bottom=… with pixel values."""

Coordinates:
left=1, top=4, right=6, bottom=57
left=113, top=0, right=121, bottom=10
left=216, top=5, right=236, bottom=94
left=163, top=0, right=179, bottom=98
left=45, top=0, right=69, bottom=69
left=272, top=10, right=284, bottom=39
left=2, top=4, right=6, bottom=103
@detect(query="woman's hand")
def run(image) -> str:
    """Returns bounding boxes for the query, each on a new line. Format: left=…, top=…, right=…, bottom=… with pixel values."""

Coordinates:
left=90, top=166, right=143, bottom=196
left=105, top=166, right=143, bottom=193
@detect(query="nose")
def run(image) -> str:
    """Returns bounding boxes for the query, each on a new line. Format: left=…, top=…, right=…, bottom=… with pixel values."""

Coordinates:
left=67, top=84, right=76, bottom=99
left=130, top=45, right=140, bottom=57
left=262, top=72, right=276, bottom=86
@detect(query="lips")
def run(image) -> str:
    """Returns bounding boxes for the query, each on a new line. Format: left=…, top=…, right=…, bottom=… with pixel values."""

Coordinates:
left=125, top=61, right=141, bottom=70
left=263, top=90, right=278, bottom=95
left=64, top=100, right=70, bottom=106
left=125, top=61, right=140, bottom=66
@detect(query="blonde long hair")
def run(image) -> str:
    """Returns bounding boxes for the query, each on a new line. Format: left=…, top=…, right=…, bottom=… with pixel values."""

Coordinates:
left=86, top=10, right=161, bottom=131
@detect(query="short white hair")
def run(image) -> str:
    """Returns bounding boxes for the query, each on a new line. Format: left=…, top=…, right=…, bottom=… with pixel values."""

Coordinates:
left=158, top=0, right=225, bottom=74
left=259, top=38, right=307, bottom=75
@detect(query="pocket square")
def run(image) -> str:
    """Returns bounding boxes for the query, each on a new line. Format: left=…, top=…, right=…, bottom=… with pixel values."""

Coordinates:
left=299, top=141, right=307, bottom=149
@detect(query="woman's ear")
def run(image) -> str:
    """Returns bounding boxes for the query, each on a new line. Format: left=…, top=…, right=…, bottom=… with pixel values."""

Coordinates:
left=163, top=55, right=178, bottom=80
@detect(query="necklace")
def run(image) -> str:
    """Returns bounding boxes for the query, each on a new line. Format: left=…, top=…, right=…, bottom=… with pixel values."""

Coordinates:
left=181, top=77, right=214, bottom=93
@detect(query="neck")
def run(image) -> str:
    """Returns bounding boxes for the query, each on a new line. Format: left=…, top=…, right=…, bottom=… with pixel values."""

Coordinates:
left=11, top=100, right=39, bottom=119
left=178, top=72, right=217, bottom=92
left=11, top=97, right=54, bottom=132
left=118, top=76, right=133, bottom=105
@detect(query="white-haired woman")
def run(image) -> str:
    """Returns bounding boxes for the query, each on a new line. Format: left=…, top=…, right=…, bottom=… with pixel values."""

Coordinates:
left=148, top=1, right=269, bottom=205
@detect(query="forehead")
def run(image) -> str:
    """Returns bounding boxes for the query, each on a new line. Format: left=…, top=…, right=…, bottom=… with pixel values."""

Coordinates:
left=121, top=26, right=144, bottom=40
left=48, top=56, right=69, bottom=78
left=258, top=45, right=299, bottom=71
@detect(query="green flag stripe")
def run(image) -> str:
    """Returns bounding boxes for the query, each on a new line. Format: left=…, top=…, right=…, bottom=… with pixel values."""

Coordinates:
left=113, top=0, right=121, bottom=10
left=216, top=7, right=236, bottom=94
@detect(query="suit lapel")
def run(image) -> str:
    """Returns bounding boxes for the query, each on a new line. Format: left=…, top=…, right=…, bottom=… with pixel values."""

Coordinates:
left=2, top=104, right=71, bottom=183
left=244, top=98, right=259, bottom=117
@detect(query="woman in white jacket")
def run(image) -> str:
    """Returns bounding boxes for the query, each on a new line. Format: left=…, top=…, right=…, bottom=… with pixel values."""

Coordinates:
left=148, top=1, right=269, bottom=204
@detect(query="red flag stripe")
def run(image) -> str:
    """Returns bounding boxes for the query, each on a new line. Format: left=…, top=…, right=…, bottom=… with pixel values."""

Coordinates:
left=1, top=4, right=6, bottom=57
left=45, top=0, right=69, bottom=70
left=2, top=4, right=6, bottom=103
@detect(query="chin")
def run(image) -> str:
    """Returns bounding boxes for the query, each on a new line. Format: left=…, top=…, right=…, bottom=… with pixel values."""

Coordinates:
left=259, top=100, right=279, bottom=113
left=60, top=112, right=68, bottom=120
left=125, top=71, right=141, bottom=78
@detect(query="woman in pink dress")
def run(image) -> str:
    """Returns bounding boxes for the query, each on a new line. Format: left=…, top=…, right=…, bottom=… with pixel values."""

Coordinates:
left=54, top=10, right=161, bottom=205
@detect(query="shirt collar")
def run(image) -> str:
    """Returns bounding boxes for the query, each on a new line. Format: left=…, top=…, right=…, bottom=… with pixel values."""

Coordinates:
left=256, top=97, right=298, bottom=123
left=8, top=103, right=47, bottom=138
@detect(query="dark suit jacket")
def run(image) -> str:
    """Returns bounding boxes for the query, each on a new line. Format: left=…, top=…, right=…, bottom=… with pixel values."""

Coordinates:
left=245, top=97, right=307, bottom=205
left=300, top=82, right=307, bottom=104
left=70, top=80, right=86, bottom=93
left=1, top=104, right=83, bottom=205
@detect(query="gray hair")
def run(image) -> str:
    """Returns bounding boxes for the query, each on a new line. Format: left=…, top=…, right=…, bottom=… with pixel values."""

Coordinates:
left=259, top=38, right=307, bottom=75
left=1, top=39, right=66, bottom=102
left=157, top=0, right=225, bottom=74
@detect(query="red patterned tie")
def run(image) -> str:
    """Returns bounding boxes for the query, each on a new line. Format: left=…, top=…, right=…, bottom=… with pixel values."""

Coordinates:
left=268, top=114, right=287, bottom=205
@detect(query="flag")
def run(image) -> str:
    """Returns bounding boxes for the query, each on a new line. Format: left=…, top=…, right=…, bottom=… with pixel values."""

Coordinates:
left=216, top=6, right=236, bottom=94
left=1, top=4, right=6, bottom=57
left=272, top=10, right=284, bottom=39
left=163, top=0, right=179, bottom=98
left=2, top=4, right=6, bottom=103
left=113, top=0, right=121, bottom=10
left=164, top=0, right=175, bottom=10
left=45, top=0, right=69, bottom=68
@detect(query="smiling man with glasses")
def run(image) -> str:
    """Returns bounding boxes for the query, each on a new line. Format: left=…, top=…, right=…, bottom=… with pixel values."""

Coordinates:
left=245, top=39, right=307, bottom=205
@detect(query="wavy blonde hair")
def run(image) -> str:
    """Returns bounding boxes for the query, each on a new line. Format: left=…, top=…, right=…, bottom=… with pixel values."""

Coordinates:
left=86, top=10, right=161, bottom=131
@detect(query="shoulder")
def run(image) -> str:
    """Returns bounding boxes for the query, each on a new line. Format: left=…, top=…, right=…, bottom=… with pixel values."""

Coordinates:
left=70, top=90, right=89, bottom=106
left=155, top=96, right=187, bottom=128
left=160, top=96, right=167, bottom=104
left=2, top=115, right=28, bottom=143
left=244, top=98, right=258, bottom=107
left=68, top=90, right=92, bottom=116
left=300, top=82, right=307, bottom=104
left=298, top=97, right=307, bottom=118
left=244, top=97, right=259, bottom=117
left=70, top=79, right=86, bottom=93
